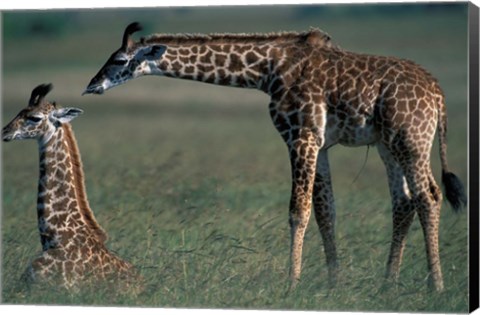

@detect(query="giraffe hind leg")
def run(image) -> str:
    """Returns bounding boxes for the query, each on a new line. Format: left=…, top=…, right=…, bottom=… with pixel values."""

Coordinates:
left=377, top=143, right=416, bottom=282
left=393, top=141, right=444, bottom=291
left=407, top=165, right=444, bottom=291
left=429, top=173, right=443, bottom=205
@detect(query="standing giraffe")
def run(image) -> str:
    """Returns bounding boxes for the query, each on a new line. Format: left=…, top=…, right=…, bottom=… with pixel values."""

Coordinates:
left=84, top=22, right=467, bottom=292
left=2, top=83, right=142, bottom=293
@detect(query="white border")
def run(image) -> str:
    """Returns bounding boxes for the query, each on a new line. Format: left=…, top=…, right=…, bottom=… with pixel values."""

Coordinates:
left=0, top=0, right=477, bottom=315
left=0, top=0, right=473, bottom=10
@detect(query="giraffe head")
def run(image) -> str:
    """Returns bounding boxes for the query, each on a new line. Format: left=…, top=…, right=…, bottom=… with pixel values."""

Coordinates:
left=83, top=22, right=166, bottom=95
left=2, top=83, right=83, bottom=144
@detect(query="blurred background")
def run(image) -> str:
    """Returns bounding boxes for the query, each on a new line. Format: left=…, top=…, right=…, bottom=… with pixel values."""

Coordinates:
left=1, top=3, right=469, bottom=311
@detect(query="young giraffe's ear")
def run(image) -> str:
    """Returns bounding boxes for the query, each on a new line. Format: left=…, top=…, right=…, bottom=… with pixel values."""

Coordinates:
left=135, top=45, right=167, bottom=61
left=51, top=108, right=84, bottom=124
left=29, top=83, right=53, bottom=106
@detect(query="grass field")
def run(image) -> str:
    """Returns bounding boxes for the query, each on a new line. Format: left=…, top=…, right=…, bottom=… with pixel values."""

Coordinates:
left=1, top=3, right=470, bottom=312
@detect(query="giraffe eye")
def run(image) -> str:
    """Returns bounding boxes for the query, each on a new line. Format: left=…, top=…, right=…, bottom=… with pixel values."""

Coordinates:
left=112, top=59, right=128, bottom=66
left=26, top=116, right=42, bottom=123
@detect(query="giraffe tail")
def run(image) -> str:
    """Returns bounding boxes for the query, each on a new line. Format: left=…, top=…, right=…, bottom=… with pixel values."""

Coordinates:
left=437, top=98, right=467, bottom=212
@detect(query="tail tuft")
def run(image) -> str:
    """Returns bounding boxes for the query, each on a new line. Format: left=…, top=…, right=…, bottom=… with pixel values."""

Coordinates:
left=441, top=171, right=467, bottom=212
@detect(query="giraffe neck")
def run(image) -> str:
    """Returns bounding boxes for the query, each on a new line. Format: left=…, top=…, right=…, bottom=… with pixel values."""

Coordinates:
left=37, top=124, right=107, bottom=250
left=150, top=42, right=275, bottom=91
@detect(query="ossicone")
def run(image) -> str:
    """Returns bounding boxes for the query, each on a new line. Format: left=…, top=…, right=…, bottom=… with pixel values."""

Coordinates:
left=29, top=83, right=53, bottom=106
left=122, top=22, right=143, bottom=50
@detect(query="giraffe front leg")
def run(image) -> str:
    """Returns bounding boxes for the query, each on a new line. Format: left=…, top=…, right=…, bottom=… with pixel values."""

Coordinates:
left=286, top=131, right=320, bottom=291
left=313, top=149, right=338, bottom=287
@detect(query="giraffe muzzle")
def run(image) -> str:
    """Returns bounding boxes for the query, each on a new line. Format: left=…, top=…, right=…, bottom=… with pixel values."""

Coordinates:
left=2, top=124, right=12, bottom=142
left=2, top=128, right=14, bottom=142
left=82, top=85, right=105, bottom=95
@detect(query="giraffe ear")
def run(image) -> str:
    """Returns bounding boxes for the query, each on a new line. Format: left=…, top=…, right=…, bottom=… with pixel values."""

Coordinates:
left=122, top=22, right=142, bottom=50
left=136, top=45, right=166, bottom=61
left=51, top=107, right=84, bottom=124
left=29, top=83, right=53, bottom=106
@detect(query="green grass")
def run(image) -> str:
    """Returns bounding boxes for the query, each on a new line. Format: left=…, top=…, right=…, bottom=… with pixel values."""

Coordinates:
left=1, top=4, right=469, bottom=312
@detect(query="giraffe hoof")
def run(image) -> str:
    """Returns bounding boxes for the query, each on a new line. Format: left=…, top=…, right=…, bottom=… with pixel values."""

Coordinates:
left=284, top=277, right=299, bottom=295
left=427, top=278, right=444, bottom=292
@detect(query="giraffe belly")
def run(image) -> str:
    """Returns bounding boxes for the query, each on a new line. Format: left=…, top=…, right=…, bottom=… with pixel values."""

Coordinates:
left=338, top=125, right=380, bottom=147
left=324, top=114, right=380, bottom=147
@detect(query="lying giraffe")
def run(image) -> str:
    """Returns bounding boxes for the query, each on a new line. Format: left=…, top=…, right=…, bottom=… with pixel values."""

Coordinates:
left=2, top=84, right=142, bottom=293
left=84, top=23, right=467, bottom=292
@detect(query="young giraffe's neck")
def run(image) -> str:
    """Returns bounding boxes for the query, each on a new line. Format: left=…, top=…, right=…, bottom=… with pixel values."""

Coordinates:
left=143, top=30, right=328, bottom=94
left=37, top=124, right=107, bottom=250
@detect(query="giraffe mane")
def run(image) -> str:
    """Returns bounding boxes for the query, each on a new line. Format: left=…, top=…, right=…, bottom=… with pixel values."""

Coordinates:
left=61, top=123, right=108, bottom=243
left=139, top=28, right=337, bottom=48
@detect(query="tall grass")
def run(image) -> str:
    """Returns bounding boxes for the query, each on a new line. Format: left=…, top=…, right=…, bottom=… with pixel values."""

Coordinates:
left=1, top=3, right=469, bottom=312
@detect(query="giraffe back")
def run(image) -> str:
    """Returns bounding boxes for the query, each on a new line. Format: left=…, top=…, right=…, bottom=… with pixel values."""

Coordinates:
left=62, top=124, right=108, bottom=243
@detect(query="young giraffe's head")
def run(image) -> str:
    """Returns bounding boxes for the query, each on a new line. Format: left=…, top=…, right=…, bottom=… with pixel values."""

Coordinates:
left=83, top=22, right=165, bottom=95
left=2, top=83, right=83, bottom=144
